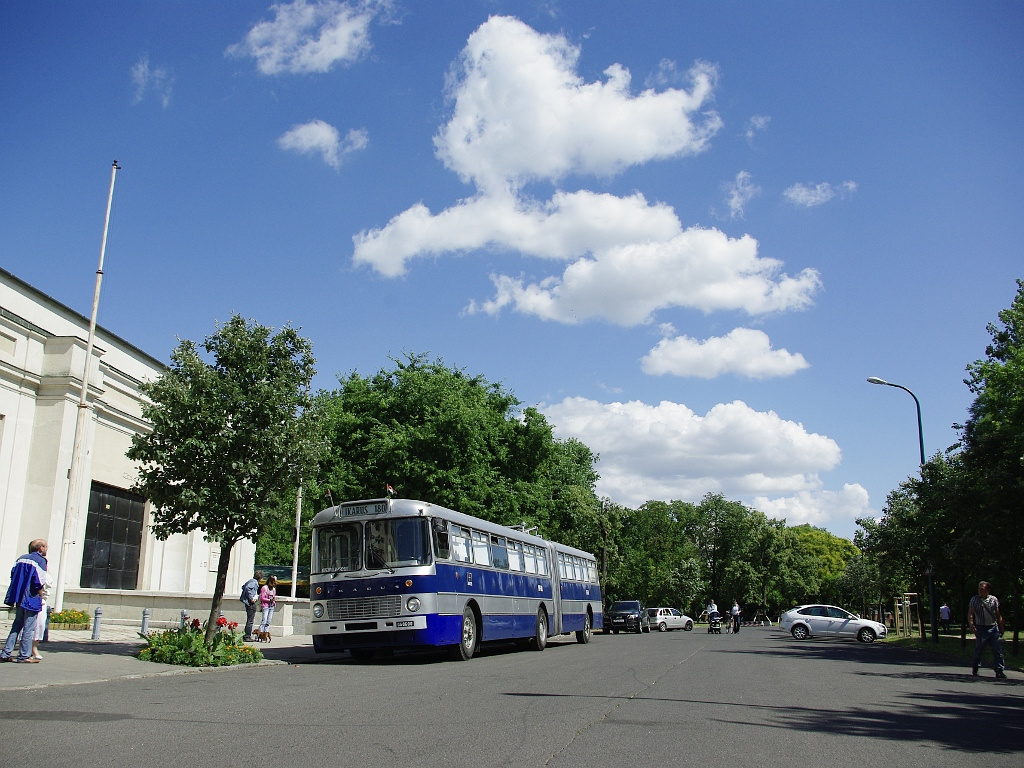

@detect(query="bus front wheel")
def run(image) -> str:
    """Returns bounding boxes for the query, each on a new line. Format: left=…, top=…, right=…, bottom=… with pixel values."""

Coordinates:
left=528, top=608, right=548, bottom=651
left=450, top=606, right=478, bottom=661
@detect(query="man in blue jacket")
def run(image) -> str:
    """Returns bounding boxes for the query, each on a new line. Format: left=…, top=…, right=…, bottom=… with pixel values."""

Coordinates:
left=1, top=539, right=48, bottom=663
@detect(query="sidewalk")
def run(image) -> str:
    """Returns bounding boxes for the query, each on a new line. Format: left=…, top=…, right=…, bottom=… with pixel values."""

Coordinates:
left=0, top=619, right=323, bottom=691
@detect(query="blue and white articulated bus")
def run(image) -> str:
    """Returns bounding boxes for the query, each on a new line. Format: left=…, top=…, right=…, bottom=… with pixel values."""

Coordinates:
left=309, top=497, right=603, bottom=661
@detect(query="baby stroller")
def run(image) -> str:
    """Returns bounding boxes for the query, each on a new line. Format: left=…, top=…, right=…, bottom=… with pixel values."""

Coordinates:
left=707, top=610, right=722, bottom=634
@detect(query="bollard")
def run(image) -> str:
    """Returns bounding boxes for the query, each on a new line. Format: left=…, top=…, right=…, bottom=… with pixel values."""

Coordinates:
left=180, top=609, right=189, bottom=628
left=91, top=607, right=102, bottom=640
left=141, top=607, right=150, bottom=635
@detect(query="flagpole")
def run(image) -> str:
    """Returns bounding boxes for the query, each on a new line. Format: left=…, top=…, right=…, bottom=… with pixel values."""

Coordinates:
left=53, top=160, right=120, bottom=612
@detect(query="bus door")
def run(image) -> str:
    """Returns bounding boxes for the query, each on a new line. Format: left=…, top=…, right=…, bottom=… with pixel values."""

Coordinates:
left=548, top=543, right=563, bottom=635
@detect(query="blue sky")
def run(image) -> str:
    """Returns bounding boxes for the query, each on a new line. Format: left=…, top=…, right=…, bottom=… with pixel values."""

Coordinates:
left=2, top=1, right=1021, bottom=540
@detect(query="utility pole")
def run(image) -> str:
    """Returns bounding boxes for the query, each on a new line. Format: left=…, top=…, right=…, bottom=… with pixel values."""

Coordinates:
left=53, top=161, right=120, bottom=612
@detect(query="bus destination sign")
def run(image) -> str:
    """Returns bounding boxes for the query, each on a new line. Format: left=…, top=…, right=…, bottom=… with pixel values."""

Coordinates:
left=335, top=502, right=388, bottom=518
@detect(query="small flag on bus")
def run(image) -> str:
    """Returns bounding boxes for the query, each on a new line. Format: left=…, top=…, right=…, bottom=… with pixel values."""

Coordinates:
left=386, top=484, right=395, bottom=496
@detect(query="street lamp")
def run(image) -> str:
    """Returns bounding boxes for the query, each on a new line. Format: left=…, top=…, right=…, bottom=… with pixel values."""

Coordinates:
left=867, top=376, right=938, bottom=642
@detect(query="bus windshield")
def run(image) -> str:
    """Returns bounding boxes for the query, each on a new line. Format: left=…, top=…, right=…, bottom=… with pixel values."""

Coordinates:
left=366, top=517, right=432, bottom=568
left=315, top=522, right=362, bottom=573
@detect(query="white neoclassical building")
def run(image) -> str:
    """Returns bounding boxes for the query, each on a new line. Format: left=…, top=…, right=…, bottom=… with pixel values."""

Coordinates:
left=1, top=267, right=257, bottom=625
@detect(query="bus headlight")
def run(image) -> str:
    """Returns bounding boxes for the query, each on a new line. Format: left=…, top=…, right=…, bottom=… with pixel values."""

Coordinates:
left=312, top=603, right=325, bottom=618
left=406, top=597, right=421, bottom=612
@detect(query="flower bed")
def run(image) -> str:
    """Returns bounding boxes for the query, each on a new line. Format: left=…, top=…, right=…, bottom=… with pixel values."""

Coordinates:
left=139, top=616, right=263, bottom=667
left=48, top=609, right=90, bottom=630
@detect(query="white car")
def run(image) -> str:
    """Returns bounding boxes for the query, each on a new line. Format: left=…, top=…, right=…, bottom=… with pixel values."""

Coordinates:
left=780, top=604, right=887, bottom=643
left=646, top=607, right=694, bottom=632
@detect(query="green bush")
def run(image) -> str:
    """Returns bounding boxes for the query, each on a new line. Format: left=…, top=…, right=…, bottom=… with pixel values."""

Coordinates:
left=139, top=617, right=263, bottom=667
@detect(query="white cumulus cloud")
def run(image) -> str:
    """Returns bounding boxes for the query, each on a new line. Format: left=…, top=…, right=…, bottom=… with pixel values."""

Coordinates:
left=542, top=396, right=842, bottom=510
left=468, top=228, right=821, bottom=326
left=784, top=180, right=857, bottom=207
left=355, top=189, right=682, bottom=278
left=642, top=327, right=810, bottom=378
left=349, top=16, right=820, bottom=338
left=228, top=0, right=384, bottom=75
left=753, top=484, right=872, bottom=528
left=278, top=120, right=367, bottom=168
left=435, top=16, right=722, bottom=193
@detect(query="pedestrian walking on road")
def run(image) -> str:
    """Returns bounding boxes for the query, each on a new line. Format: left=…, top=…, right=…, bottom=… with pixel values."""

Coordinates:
left=1, top=539, right=48, bottom=664
left=968, top=581, right=1006, bottom=679
left=939, top=602, right=951, bottom=633
left=730, top=601, right=741, bottom=634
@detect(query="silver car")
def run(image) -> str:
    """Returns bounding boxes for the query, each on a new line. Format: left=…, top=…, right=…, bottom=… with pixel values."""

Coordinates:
left=780, top=604, right=887, bottom=643
left=646, top=607, right=694, bottom=632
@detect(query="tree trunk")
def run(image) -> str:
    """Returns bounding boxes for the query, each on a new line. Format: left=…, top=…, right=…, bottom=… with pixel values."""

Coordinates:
left=204, top=538, right=238, bottom=645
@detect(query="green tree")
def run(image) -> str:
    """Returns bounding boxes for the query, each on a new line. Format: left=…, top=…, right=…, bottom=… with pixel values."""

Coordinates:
left=127, top=316, right=320, bottom=643
left=685, top=493, right=749, bottom=604
left=790, top=524, right=860, bottom=605
left=613, top=500, right=697, bottom=608
left=960, top=278, right=1024, bottom=651
left=310, top=353, right=600, bottom=545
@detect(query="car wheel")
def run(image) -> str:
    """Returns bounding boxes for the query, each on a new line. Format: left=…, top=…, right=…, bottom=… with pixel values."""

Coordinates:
left=857, top=627, right=876, bottom=644
left=684, top=621, right=693, bottom=631
left=791, top=624, right=810, bottom=640
left=635, top=621, right=643, bottom=634
left=528, top=608, right=548, bottom=651
left=576, top=613, right=592, bottom=644
left=450, top=605, right=478, bottom=661
left=612, top=629, right=619, bottom=634
left=658, top=622, right=668, bottom=632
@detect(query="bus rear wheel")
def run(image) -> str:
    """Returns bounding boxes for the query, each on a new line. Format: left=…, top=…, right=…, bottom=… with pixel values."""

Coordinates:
left=576, top=613, right=592, bottom=644
left=450, top=606, right=478, bottom=661
left=528, top=608, right=548, bottom=651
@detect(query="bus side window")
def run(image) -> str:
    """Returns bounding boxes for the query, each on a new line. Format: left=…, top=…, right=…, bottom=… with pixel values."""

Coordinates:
left=536, top=548, right=548, bottom=576
left=557, top=553, right=568, bottom=579
left=471, top=530, right=491, bottom=567
left=432, top=518, right=450, bottom=560
left=490, top=535, right=509, bottom=570
left=450, top=525, right=472, bottom=563
left=523, top=544, right=537, bottom=574
left=507, top=540, right=524, bottom=572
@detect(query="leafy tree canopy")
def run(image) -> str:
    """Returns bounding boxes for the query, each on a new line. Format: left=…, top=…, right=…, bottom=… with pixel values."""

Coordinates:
left=128, top=315, right=320, bottom=641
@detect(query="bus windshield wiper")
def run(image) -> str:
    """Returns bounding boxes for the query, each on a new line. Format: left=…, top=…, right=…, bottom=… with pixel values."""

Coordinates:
left=368, top=547, right=395, bottom=574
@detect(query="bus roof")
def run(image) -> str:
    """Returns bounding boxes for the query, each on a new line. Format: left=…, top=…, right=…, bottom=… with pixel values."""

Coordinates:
left=310, top=497, right=597, bottom=560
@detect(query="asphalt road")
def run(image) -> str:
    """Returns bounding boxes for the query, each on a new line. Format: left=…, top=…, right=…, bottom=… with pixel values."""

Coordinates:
left=1, top=625, right=1021, bottom=766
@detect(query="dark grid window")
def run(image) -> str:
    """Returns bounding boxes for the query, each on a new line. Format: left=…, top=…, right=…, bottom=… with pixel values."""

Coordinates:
left=80, top=482, right=145, bottom=590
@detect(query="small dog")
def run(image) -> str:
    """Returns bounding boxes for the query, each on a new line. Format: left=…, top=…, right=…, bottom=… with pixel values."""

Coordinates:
left=254, top=629, right=272, bottom=643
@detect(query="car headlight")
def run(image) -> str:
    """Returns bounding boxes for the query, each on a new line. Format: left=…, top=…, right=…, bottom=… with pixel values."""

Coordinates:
left=406, top=597, right=421, bottom=612
left=312, top=603, right=325, bottom=618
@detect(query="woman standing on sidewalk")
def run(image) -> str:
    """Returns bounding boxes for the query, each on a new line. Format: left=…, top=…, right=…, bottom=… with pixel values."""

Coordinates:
left=258, top=575, right=277, bottom=640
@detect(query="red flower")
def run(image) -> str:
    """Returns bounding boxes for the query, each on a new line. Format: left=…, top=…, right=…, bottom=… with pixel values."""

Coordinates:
left=190, top=618, right=201, bottom=629
left=229, top=621, right=239, bottom=630
left=216, top=616, right=228, bottom=627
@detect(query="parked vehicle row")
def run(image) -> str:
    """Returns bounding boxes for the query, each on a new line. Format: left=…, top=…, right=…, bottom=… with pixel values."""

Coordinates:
left=603, top=602, right=697, bottom=634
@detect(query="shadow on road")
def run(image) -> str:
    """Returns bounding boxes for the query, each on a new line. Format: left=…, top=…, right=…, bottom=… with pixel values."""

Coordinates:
left=745, top=688, right=1024, bottom=753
